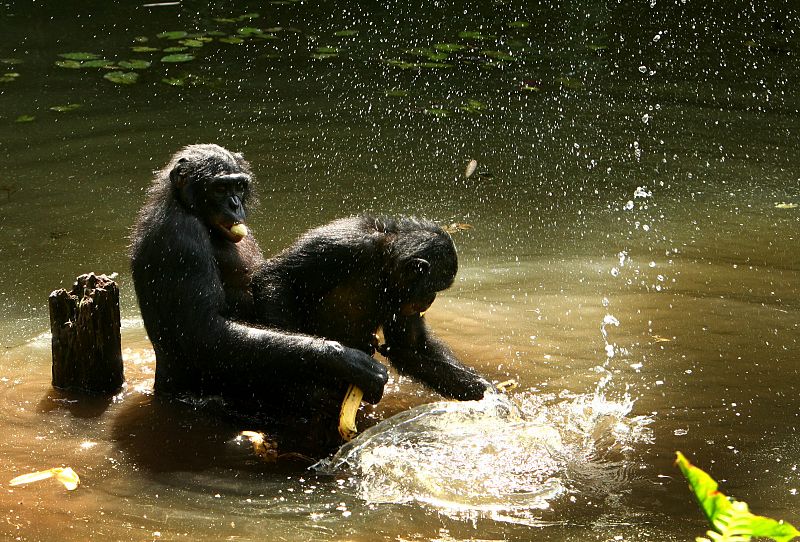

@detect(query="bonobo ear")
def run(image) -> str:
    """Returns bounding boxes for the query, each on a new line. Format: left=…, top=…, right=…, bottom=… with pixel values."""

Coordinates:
left=169, top=157, right=189, bottom=189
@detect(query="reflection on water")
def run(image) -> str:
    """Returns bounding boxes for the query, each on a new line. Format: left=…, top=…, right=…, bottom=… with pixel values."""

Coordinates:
left=0, top=0, right=799, bottom=540
left=317, top=390, right=652, bottom=525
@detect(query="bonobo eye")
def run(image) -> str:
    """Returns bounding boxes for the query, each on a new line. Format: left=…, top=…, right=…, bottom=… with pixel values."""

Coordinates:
left=213, top=184, right=227, bottom=195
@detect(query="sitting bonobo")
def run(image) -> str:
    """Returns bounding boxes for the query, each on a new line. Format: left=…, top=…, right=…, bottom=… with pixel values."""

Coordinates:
left=251, top=215, right=493, bottom=405
left=129, top=145, right=388, bottom=419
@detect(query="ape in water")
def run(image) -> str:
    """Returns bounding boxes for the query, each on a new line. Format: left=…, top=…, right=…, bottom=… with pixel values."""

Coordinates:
left=130, top=144, right=388, bottom=414
left=251, top=215, right=492, bottom=402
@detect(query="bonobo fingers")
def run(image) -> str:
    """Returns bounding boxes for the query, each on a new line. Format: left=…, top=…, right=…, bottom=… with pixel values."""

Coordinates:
left=349, top=350, right=388, bottom=404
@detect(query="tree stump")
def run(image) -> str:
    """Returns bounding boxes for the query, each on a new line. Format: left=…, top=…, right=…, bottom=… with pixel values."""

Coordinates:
left=49, top=273, right=124, bottom=394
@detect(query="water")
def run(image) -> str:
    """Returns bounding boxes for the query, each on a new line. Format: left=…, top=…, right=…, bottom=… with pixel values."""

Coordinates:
left=1, top=1, right=799, bottom=540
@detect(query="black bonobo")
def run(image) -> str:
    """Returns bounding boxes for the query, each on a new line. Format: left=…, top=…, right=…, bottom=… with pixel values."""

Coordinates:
left=251, top=215, right=492, bottom=401
left=130, top=144, right=388, bottom=411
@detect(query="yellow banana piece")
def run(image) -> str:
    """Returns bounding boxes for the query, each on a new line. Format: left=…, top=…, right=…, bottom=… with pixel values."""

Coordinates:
left=230, top=223, right=248, bottom=240
left=338, top=384, right=363, bottom=441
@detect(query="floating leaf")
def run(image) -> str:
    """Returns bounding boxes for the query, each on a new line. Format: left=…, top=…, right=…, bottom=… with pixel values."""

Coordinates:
left=238, top=13, right=261, bottom=20
left=385, top=89, right=408, bottom=97
left=418, top=62, right=451, bottom=69
left=458, top=31, right=495, bottom=40
left=161, top=77, right=187, bottom=86
left=508, top=21, right=529, bottom=28
left=315, top=46, right=338, bottom=54
left=0, top=58, right=24, bottom=65
left=133, top=36, right=149, bottom=43
left=482, top=50, right=514, bottom=61
left=558, top=75, right=584, bottom=89
left=49, top=103, right=82, bottom=112
left=461, top=99, right=486, bottom=113
left=55, top=60, right=82, bottom=69
left=163, top=46, right=188, bottom=53
left=237, top=26, right=264, bottom=36
left=157, top=30, right=189, bottom=40
left=676, top=452, right=800, bottom=542
left=434, top=43, right=466, bottom=52
left=385, top=59, right=416, bottom=70
left=82, top=59, right=116, bottom=68
left=424, top=107, right=450, bottom=117
left=103, top=71, right=139, bottom=84
left=334, top=29, right=359, bottom=37
left=219, top=37, right=245, bottom=44
left=775, top=202, right=798, bottom=209
left=15, top=115, right=35, bottom=123
left=160, top=54, right=195, bottom=63
left=178, top=39, right=204, bottom=48
left=131, top=46, right=160, bottom=53
left=0, top=73, right=20, bottom=83
left=118, top=59, right=152, bottom=70
left=587, top=44, right=608, bottom=52
left=406, top=48, right=449, bottom=61
left=312, top=53, right=339, bottom=60
left=59, top=52, right=101, bottom=61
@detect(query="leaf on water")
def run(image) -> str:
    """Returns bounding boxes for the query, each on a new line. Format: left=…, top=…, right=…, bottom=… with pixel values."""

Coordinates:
left=160, top=54, right=195, bottom=63
left=676, top=451, right=800, bottom=542
left=0, top=58, right=24, bottom=65
left=81, top=59, right=116, bottom=68
left=588, top=44, right=608, bottom=51
left=163, top=46, right=189, bottom=53
left=179, top=39, right=205, bottom=48
left=334, top=29, right=359, bottom=37
left=418, top=62, right=452, bottom=69
left=133, top=36, right=149, bottom=43
left=55, top=60, right=82, bottom=69
left=482, top=50, right=514, bottom=61
left=15, top=115, right=35, bottom=123
left=59, top=52, right=101, bottom=61
left=558, top=75, right=584, bottom=89
left=775, top=202, right=798, bottom=209
left=434, top=43, right=466, bottom=52
left=49, top=104, right=82, bottom=112
left=424, top=107, right=450, bottom=117
left=0, top=73, right=20, bottom=83
left=315, top=46, right=339, bottom=54
left=118, top=60, right=152, bottom=70
left=508, top=21, right=530, bottom=28
left=156, top=30, right=189, bottom=40
left=237, top=26, right=265, bottom=36
left=458, top=31, right=496, bottom=40
left=311, top=53, right=339, bottom=60
left=386, top=59, right=416, bottom=70
left=9, top=467, right=80, bottom=491
left=219, top=37, right=245, bottom=44
left=161, top=77, right=187, bottom=86
left=131, top=46, right=160, bottom=53
left=406, top=48, right=449, bottom=61
left=103, top=71, right=139, bottom=84
left=385, top=89, right=408, bottom=97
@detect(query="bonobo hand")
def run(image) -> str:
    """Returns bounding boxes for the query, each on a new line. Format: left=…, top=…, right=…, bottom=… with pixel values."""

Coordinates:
left=325, top=341, right=388, bottom=404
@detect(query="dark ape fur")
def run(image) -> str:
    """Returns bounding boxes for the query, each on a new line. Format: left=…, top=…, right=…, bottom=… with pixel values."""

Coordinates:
left=252, top=215, right=491, bottom=401
left=130, top=145, right=388, bottom=412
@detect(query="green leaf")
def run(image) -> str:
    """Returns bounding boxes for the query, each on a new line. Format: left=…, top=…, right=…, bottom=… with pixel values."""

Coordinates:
left=0, top=58, right=24, bottom=65
left=131, top=46, right=160, bottom=53
left=219, top=37, right=244, bottom=44
left=315, top=46, right=338, bottom=54
left=160, top=54, right=195, bottom=63
left=237, top=26, right=264, bottom=36
left=163, top=46, right=188, bottom=53
left=334, top=29, right=359, bottom=37
left=15, top=114, right=35, bottom=123
left=59, top=52, right=101, bottom=61
left=424, top=107, right=450, bottom=117
left=161, top=77, right=186, bottom=86
left=55, top=60, right=82, bottom=69
left=179, top=39, right=205, bottom=48
left=0, top=72, right=20, bottom=83
left=157, top=31, right=189, bottom=40
left=103, top=71, right=139, bottom=84
left=508, top=21, right=529, bottom=28
left=434, top=43, right=466, bottom=52
left=118, top=60, right=152, bottom=70
left=676, top=452, right=800, bottom=542
left=458, top=31, right=495, bottom=40
left=482, top=50, right=514, bottom=61
left=49, top=103, right=82, bottom=112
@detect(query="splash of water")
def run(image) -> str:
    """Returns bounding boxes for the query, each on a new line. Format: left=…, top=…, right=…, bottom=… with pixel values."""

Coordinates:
left=315, top=389, right=652, bottom=523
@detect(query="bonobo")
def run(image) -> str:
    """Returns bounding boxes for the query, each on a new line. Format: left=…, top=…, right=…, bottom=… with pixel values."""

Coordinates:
left=129, top=144, right=388, bottom=412
left=251, top=215, right=492, bottom=401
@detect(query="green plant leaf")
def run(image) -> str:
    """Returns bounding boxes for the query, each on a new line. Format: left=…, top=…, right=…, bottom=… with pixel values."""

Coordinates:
left=15, top=114, right=35, bottom=123
left=458, top=31, right=495, bottom=40
left=179, top=39, right=205, bottom=48
left=131, top=46, right=160, bottom=53
left=59, top=52, right=101, bottom=61
left=434, top=43, right=466, bottom=52
left=0, top=72, right=20, bottom=83
left=161, top=77, right=186, bottom=86
left=118, top=60, right=152, bottom=70
left=49, top=104, right=82, bottom=112
left=160, top=54, right=195, bottom=63
left=334, top=29, right=358, bottom=37
left=219, top=37, right=244, bottom=44
left=676, top=452, right=800, bottom=542
left=157, top=30, right=189, bottom=40
left=103, top=71, right=139, bottom=84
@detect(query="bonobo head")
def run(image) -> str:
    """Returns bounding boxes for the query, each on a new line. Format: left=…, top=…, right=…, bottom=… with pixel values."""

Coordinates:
left=167, top=144, right=254, bottom=243
left=384, top=217, right=459, bottom=316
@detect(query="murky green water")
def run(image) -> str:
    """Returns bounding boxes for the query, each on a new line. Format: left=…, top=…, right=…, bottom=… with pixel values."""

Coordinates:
left=1, top=1, right=798, bottom=540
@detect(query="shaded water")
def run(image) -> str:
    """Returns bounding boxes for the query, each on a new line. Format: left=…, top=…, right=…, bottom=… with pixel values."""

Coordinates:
left=1, top=1, right=799, bottom=540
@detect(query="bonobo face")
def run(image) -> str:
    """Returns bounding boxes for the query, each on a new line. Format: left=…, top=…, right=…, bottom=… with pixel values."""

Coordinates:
left=395, top=239, right=458, bottom=317
left=170, top=145, right=253, bottom=243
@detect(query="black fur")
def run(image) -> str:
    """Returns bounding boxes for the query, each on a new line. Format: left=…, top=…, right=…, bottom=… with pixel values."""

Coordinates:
left=130, top=145, right=388, bottom=412
left=252, top=215, right=491, bottom=401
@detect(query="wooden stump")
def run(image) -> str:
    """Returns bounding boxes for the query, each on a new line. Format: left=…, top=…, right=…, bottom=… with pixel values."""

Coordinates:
left=49, top=273, right=124, bottom=394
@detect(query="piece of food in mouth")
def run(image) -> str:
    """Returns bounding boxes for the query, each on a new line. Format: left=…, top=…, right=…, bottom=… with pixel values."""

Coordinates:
left=229, top=223, right=248, bottom=240
left=338, top=384, right=363, bottom=441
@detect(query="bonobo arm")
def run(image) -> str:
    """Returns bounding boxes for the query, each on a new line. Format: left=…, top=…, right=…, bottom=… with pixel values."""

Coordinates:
left=132, top=215, right=387, bottom=403
left=381, top=314, right=491, bottom=400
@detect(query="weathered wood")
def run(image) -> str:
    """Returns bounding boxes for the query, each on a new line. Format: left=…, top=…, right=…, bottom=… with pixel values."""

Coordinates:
left=49, top=273, right=123, bottom=394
